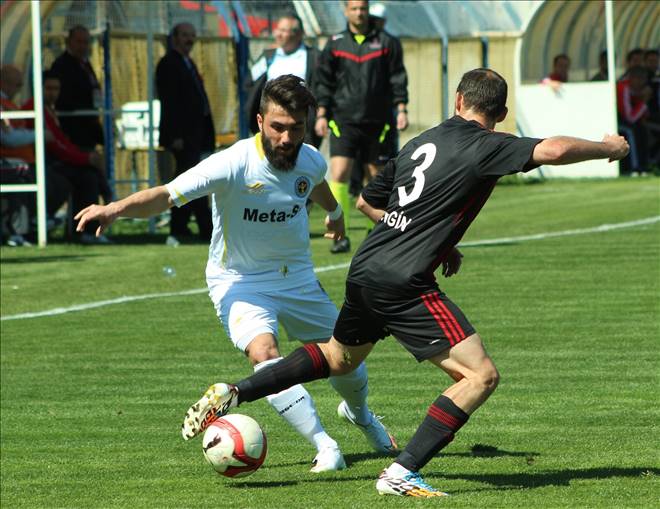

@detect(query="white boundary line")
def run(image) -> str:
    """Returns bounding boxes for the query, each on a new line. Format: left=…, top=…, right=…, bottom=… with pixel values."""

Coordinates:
left=2, top=216, right=658, bottom=322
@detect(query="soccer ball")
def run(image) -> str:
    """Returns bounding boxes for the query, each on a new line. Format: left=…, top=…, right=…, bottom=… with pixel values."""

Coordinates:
left=202, top=414, right=267, bottom=478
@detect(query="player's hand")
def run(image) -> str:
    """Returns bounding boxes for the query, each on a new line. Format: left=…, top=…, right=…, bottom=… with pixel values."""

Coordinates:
left=315, top=117, right=328, bottom=138
left=324, top=213, right=345, bottom=242
left=397, top=111, right=408, bottom=131
left=442, top=247, right=463, bottom=278
left=602, top=134, right=629, bottom=162
left=74, top=203, right=118, bottom=237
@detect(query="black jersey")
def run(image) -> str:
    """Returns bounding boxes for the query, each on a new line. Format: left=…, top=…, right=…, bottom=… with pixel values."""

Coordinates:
left=315, top=24, right=408, bottom=125
left=348, top=115, right=543, bottom=294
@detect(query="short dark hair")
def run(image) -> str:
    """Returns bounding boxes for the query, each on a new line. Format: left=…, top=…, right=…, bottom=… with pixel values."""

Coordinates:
left=626, top=48, right=644, bottom=62
left=42, top=69, right=59, bottom=83
left=553, top=54, right=570, bottom=65
left=172, top=22, right=194, bottom=38
left=645, top=49, right=659, bottom=58
left=456, top=68, right=507, bottom=120
left=259, top=74, right=317, bottom=116
left=278, top=12, right=304, bottom=33
left=67, top=25, right=89, bottom=39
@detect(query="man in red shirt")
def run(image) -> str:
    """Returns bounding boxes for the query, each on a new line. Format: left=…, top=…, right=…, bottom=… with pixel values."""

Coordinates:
left=616, top=66, right=651, bottom=175
left=23, top=70, right=110, bottom=243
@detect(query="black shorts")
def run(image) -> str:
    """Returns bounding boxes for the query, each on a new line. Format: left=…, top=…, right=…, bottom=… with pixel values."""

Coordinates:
left=328, top=121, right=390, bottom=165
left=333, top=282, right=476, bottom=362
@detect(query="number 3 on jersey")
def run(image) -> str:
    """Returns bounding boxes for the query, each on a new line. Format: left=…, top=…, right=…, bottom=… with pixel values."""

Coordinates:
left=397, top=143, right=436, bottom=207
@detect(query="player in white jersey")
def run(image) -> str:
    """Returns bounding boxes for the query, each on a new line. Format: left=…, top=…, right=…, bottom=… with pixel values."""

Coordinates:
left=75, top=75, right=397, bottom=472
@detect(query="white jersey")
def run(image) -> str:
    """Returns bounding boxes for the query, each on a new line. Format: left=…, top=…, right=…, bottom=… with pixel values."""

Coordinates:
left=166, top=134, right=326, bottom=291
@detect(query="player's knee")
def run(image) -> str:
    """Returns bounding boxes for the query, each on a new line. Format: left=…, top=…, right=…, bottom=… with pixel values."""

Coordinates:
left=476, top=363, right=500, bottom=395
left=246, top=343, right=280, bottom=366
left=319, top=341, right=357, bottom=376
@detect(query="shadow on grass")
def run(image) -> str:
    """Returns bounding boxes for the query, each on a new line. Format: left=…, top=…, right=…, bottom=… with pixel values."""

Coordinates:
left=232, top=466, right=658, bottom=491
left=0, top=254, right=99, bottom=263
left=436, top=467, right=659, bottom=492
left=231, top=480, right=300, bottom=488
left=265, top=451, right=386, bottom=470
left=444, top=443, right=540, bottom=460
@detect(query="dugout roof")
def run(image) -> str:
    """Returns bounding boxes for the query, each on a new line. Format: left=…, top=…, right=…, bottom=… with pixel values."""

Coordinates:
left=520, top=0, right=660, bottom=83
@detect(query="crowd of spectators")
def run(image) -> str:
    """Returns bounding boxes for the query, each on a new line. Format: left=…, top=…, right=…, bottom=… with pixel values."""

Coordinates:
left=1, top=25, right=110, bottom=246
left=2, top=5, right=657, bottom=246
left=543, top=47, right=659, bottom=175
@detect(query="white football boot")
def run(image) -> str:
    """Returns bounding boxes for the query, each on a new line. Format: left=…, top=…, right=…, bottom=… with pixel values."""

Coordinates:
left=310, top=446, right=346, bottom=473
left=182, top=383, right=238, bottom=440
left=337, top=401, right=398, bottom=455
left=376, top=468, right=448, bottom=497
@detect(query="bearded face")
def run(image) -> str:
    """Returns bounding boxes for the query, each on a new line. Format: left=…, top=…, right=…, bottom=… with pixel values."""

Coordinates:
left=257, top=102, right=307, bottom=171
left=260, top=126, right=303, bottom=171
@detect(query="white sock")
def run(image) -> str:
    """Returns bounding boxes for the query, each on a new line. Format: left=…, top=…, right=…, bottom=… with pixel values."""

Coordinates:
left=254, top=358, right=337, bottom=452
left=386, top=462, right=411, bottom=477
left=328, top=362, right=371, bottom=425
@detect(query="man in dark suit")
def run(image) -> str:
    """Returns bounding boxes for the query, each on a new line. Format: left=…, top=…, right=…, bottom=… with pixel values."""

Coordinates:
left=51, top=25, right=104, bottom=151
left=156, top=22, right=215, bottom=245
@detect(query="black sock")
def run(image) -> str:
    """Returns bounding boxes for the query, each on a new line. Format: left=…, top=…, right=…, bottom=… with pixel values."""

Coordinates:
left=395, top=395, right=469, bottom=472
left=236, top=344, right=329, bottom=404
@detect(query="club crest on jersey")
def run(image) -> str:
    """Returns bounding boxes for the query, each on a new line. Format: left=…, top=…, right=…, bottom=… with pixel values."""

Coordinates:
left=294, top=176, right=311, bottom=197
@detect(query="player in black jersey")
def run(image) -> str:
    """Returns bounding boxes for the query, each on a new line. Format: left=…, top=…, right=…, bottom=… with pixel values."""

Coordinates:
left=182, top=68, right=629, bottom=497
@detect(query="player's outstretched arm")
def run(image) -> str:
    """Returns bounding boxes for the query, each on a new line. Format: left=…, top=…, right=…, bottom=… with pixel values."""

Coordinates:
left=531, top=134, right=629, bottom=166
left=75, top=185, right=173, bottom=238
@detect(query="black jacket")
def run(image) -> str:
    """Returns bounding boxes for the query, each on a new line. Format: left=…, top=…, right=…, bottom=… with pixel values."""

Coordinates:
left=316, top=24, right=408, bottom=125
left=155, top=49, right=215, bottom=154
left=51, top=51, right=104, bottom=148
left=244, top=44, right=321, bottom=147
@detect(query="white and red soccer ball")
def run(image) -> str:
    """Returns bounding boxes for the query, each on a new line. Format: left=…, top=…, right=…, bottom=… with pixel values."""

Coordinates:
left=202, top=414, right=267, bottom=478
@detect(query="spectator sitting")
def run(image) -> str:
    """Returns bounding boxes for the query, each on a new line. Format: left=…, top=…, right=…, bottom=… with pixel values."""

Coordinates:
left=643, top=49, right=659, bottom=166
left=590, top=50, right=608, bottom=81
left=1, top=64, right=36, bottom=163
left=542, top=54, right=570, bottom=92
left=23, top=70, right=111, bottom=244
left=1, top=64, right=67, bottom=246
left=617, top=66, right=651, bottom=175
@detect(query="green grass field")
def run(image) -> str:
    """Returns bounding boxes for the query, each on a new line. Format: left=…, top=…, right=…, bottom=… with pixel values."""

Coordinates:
left=1, top=178, right=659, bottom=508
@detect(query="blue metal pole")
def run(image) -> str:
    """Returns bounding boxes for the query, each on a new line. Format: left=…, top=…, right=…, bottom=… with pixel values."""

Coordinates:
left=103, top=23, right=115, bottom=198
left=230, top=1, right=250, bottom=139
left=481, top=36, right=489, bottom=68
left=441, top=34, right=448, bottom=120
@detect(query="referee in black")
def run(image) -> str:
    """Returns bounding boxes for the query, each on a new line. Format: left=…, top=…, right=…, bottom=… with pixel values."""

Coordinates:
left=183, top=68, right=629, bottom=497
left=315, top=0, right=408, bottom=253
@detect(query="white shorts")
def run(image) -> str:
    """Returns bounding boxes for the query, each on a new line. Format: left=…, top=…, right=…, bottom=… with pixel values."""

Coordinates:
left=208, top=280, right=339, bottom=352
